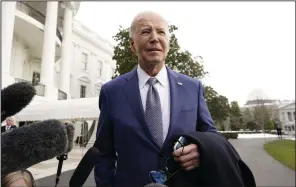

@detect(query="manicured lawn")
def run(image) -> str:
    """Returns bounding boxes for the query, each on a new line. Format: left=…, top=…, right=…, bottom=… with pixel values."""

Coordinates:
left=264, top=140, right=295, bottom=170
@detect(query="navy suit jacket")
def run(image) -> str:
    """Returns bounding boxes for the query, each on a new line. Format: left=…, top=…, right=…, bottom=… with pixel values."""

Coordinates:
left=1, top=125, right=16, bottom=133
left=94, top=66, right=217, bottom=187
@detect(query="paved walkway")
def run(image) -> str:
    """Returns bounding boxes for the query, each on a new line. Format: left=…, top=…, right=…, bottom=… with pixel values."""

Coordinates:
left=229, top=138, right=295, bottom=187
left=35, top=137, right=295, bottom=186
left=27, top=146, right=87, bottom=180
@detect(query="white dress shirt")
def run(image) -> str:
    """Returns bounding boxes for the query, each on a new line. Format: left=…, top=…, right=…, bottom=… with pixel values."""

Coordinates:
left=6, top=125, right=11, bottom=131
left=137, top=65, right=171, bottom=141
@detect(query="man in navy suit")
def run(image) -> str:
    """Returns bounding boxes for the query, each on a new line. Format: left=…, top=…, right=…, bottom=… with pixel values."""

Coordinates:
left=94, top=11, right=217, bottom=187
left=1, top=117, right=17, bottom=133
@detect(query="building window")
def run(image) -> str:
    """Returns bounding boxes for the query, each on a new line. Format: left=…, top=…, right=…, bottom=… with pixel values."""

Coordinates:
left=292, top=126, right=295, bottom=131
left=32, top=71, right=40, bottom=86
left=82, top=52, right=88, bottom=70
left=98, top=60, right=103, bottom=77
left=284, top=126, right=288, bottom=131
left=281, top=112, right=286, bottom=121
left=287, top=112, right=292, bottom=121
left=80, top=85, right=86, bottom=98
left=293, top=112, right=295, bottom=120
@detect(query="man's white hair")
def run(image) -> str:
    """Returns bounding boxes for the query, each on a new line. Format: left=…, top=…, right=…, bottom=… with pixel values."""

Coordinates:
left=6, top=116, right=15, bottom=122
left=129, top=11, right=170, bottom=39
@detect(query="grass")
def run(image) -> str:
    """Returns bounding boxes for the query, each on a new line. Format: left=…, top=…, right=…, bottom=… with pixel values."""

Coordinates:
left=264, top=140, right=295, bottom=171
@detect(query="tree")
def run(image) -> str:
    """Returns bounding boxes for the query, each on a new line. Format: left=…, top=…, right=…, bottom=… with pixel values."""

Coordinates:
left=252, top=101, right=272, bottom=131
left=112, top=25, right=207, bottom=79
left=242, top=108, right=253, bottom=124
left=204, top=86, right=218, bottom=100
left=272, top=118, right=282, bottom=129
left=241, top=108, right=256, bottom=129
left=264, top=120, right=274, bottom=130
left=229, top=101, right=243, bottom=130
left=204, top=86, right=230, bottom=129
left=245, top=121, right=259, bottom=130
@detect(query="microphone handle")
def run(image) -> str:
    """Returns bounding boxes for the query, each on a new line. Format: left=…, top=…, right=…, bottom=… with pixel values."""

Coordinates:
left=55, top=153, right=68, bottom=187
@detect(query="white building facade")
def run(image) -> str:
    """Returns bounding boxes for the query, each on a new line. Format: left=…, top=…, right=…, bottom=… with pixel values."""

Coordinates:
left=278, top=103, right=295, bottom=135
left=2, top=1, right=78, bottom=100
left=2, top=1, right=115, bottom=103
left=2, top=1, right=116, bottom=148
left=67, top=21, right=116, bottom=99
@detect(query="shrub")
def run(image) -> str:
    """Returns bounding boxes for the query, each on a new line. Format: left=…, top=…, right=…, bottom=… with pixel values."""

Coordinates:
left=239, top=131, right=261, bottom=134
left=269, top=131, right=285, bottom=135
left=219, top=132, right=238, bottom=139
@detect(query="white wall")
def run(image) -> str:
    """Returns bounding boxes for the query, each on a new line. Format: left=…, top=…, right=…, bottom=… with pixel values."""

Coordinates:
left=10, top=36, right=28, bottom=79
left=278, top=103, right=295, bottom=134
left=69, top=20, right=116, bottom=99
left=10, top=36, right=44, bottom=84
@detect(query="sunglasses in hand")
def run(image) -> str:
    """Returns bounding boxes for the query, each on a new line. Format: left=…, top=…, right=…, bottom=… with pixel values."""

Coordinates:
left=149, top=136, right=189, bottom=184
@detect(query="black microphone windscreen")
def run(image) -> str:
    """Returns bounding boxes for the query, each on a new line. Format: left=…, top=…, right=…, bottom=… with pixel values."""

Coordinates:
left=69, top=147, right=100, bottom=187
left=64, top=122, right=75, bottom=153
left=1, top=82, right=36, bottom=122
left=1, top=119, right=68, bottom=176
left=143, top=183, right=168, bottom=187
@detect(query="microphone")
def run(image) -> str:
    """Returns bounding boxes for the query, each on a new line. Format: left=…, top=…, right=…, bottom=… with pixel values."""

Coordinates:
left=64, top=122, right=75, bottom=153
left=1, top=119, right=68, bottom=176
left=1, top=82, right=36, bottom=122
left=55, top=122, right=75, bottom=187
left=69, top=147, right=100, bottom=187
left=144, top=184, right=168, bottom=187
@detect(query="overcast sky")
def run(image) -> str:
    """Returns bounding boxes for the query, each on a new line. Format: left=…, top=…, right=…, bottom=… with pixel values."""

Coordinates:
left=75, top=2, right=295, bottom=106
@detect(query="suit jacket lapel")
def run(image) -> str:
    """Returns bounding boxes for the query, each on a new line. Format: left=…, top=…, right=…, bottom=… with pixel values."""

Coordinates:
left=164, top=67, right=183, bottom=145
left=123, top=68, right=159, bottom=149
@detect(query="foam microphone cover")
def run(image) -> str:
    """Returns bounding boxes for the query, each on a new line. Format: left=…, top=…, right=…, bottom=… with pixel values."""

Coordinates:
left=1, top=119, right=68, bottom=176
left=69, top=147, right=100, bottom=187
left=64, top=122, right=75, bottom=153
left=1, top=81, right=36, bottom=122
left=143, top=183, right=168, bottom=187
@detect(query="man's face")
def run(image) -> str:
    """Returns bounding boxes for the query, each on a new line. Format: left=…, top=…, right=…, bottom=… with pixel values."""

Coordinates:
left=130, top=13, right=170, bottom=66
left=6, top=119, right=13, bottom=126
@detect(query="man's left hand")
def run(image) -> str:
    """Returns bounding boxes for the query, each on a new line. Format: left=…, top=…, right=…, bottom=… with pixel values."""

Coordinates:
left=173, top=144, right=200, bottom=171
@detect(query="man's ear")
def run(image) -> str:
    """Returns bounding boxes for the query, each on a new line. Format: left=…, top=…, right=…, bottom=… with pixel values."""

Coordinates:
left=130, top=39, right=136, bottom=53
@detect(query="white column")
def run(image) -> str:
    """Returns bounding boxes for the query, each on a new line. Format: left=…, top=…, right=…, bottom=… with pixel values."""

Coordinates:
left=40, top=2, right=58, bottom=98
left=59, top=6, right=73, bottom=99
left=2, top=2, right=16, bottom=88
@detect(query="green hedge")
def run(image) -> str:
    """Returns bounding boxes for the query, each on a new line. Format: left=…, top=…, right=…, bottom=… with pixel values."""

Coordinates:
left=269, top=131, right=285, bottom=135
left=218, top=130, right=285, bottom=140
left=219, top=132, right=238, bottom=139
left=239, top=131, right=261, bottom=134
left=220, top=130, right=285, bottom=135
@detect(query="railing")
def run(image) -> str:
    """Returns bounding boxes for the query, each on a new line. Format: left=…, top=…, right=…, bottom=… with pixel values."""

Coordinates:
left=58, top=90, right=67, bottom=100
left=18, top=1, right=63, bottom=42
left=14, top=78, right=45, bottom=97
left=75, top=120, right=96, bottom=147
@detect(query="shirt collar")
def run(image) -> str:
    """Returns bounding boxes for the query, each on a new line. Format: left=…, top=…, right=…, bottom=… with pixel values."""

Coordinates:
left=137, top=65, right=168, bottom=89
